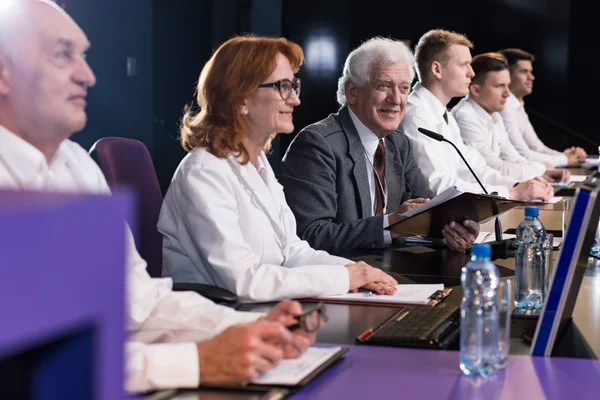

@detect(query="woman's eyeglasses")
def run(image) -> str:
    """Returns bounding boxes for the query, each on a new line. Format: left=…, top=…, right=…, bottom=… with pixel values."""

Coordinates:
left=257, top=78, right=301, bottom=100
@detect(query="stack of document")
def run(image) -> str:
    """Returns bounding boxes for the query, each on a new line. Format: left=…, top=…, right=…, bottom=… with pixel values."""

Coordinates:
left=252, top=346, right=344, bottom=386
left=581, top=157, right=599, bottom=169
left=314, top=284, right=444, bottom=305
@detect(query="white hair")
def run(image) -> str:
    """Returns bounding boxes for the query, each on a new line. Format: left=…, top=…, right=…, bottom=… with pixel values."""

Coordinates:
left=336, top=37, right=415, bottom=106
left=0, top=0, right=68, bottom=58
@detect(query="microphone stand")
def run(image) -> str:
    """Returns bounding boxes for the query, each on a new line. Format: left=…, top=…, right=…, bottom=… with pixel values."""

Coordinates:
left=417, top=127, right=514, bottom=258
left=440, top=138, right=504, bottom=242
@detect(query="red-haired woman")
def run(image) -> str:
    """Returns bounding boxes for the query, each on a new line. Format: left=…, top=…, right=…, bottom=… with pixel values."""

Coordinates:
left=158, top=36, right=397, bottom=302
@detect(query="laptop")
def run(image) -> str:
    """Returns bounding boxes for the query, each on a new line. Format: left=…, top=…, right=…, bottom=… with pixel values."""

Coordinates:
left=356, top=300, right=460, bottom=349
left=531, top=172, right=600, bottom=356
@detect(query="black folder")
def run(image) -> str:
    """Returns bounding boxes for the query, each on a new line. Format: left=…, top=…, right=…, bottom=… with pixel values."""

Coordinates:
left=387, top=192, right=525, bottom=238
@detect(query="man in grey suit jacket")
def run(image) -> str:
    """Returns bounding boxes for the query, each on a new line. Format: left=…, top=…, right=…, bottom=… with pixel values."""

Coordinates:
left=280, top=37, right=479, bottom=255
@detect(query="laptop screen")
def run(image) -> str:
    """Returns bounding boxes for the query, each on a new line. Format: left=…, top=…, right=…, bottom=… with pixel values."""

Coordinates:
left=531, top=174, right=600, bottom=356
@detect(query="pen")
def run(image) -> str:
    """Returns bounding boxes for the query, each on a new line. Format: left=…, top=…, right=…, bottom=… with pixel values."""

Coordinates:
left=357, top=327, right=374, bottom=342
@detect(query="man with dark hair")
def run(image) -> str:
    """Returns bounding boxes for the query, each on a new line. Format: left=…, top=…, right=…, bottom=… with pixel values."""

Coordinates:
left=498, top=48, right=586, bottom=166
left=400, top=30, right=553, bottom=202
left=452, top=52, right=569, bottom=183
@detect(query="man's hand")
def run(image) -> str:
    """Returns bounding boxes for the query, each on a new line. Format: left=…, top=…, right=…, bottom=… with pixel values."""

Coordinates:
left=265, top=300, right=319, bottom=359
left=345, top=261, right=398, bottom=295
left=544, top=169, right=570, bottom=183
left=388, top=198, right=430, bottom=226
left=442, top=220, right=480, bottom=253
left=566, top=146, right=587, bottom=161
left=196, top=320, right=290, bottom=385
left=565, top=151, right=580, bottom=166
left=509, top=177, right=553, bottom=202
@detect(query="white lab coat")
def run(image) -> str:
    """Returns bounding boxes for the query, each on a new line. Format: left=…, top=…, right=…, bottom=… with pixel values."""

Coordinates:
left=159, top=147, right=351, bottom=303
left=399, top=83, right=518, bottom=198
left=0, top=125, right=263, bottom=393
left=452, top=96, right=546, bottom=181
left=500, top=92, right=568, bottom=167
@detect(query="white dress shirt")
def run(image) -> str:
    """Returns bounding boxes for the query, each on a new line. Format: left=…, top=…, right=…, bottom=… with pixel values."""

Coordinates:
left=158, top=146, right=351, bottom=303
left=500, top=92, right=568, bottom=167
left=452, top=96, right=546, bottom=181
left=0, top=125, right=263, bottom=394
left=348, top=107, right=392, bottom=244
left=399, top=83, right=518, bottom=198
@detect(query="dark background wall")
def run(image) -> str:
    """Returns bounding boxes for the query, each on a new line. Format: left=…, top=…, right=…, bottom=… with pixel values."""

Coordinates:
left=62, top=0, right=598, bottom=193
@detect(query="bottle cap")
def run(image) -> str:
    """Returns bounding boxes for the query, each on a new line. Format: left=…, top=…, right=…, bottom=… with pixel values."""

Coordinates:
left=471, top=243, right=491, bottom=258
left=525, top=206, right=539, bottom=218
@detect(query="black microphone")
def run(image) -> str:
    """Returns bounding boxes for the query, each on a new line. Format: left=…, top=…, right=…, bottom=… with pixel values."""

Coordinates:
left=417, top=127, right=503, bottom=242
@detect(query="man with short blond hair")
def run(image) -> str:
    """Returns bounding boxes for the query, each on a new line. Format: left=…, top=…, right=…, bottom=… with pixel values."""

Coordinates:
left=400, top=29, right=553, bottom=202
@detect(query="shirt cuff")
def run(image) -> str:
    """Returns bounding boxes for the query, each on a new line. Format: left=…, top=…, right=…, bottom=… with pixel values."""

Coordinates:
left=142, top=342, right=199, bottom=390
left=383, top=214, right=392, bottom=245
left=533, top=161, right=547, bottom=175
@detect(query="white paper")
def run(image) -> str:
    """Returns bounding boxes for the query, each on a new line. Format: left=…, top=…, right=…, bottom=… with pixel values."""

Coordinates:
left=475, top=231, right=492, bottom=243
left=583, top=157, right=599, bottom=166
left=400, top=187, right=463, bottom=218
left=252, top=346, right=342, bottom=385
left=315, top=284, right=444, bottom=305
left=570, top=175, right=588, bottom=183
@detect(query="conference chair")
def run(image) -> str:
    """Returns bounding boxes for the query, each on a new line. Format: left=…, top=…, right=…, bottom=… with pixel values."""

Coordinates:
left=89, top=137, right=237, bottom=305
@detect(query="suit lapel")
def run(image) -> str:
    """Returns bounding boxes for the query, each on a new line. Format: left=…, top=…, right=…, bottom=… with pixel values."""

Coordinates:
left=338, top=106, right=372, bottom=219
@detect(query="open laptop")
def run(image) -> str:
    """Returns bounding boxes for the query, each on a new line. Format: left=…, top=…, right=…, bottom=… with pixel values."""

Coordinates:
left=531, top=172, right=600, bottom=356
left=355, top=301, right=460, bottom=349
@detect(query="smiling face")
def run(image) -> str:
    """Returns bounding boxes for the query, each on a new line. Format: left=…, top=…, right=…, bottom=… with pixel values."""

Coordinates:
left=346, top=62, right=411, bottom=137
left=509, top=60, right=535, bottom=99
left=471, top=69, right=511, bottom=114
left=243, top=53, right=300, bottom=141
left=0, top=2, right=96, bottom=141
left=438, top=44, right=475, bottom=99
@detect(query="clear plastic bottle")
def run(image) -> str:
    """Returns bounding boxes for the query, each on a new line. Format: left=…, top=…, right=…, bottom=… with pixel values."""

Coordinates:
left=514, top=206, right=546, bottom=309
left=591, top=218, right=600, bottom=259
left=591, top=147, right=600, bottom=258
left=460, top=244, right=500, bottom=377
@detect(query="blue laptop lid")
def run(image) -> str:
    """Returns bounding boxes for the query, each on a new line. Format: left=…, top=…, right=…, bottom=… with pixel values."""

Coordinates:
left=531, top=173, right=600, bottom=356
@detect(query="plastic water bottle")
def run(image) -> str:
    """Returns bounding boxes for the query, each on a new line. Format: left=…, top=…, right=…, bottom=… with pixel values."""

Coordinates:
left=460, top=244, right=500, bottom=377
left=514, top=206, right=546, bottom=309
left=592, top=147, right=600, bottom=258
left=591, top=219, right=600, bottom=259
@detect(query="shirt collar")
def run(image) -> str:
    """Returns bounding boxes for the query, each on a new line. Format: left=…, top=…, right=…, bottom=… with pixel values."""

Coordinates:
left=507, top=91, right=524, bottom=109
left=0, top=124, right=70, bottom=187
left=465, top=96, right=503, bottom=130
left=412, top=82, right=448, bottom=125
left=347, top=106, right=383, bottom=159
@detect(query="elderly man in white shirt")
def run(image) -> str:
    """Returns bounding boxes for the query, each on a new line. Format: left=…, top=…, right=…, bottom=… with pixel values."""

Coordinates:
left=0, top=0, right=318, bottom=394
left=498, top=48, right=586, bottom=167
left=399, top=29, right=553, bottom=202
left=452, top=52, right=569, bottom=183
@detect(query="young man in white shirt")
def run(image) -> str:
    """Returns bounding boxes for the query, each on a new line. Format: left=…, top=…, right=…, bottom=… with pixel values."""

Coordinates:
left=399, top=29, right=553, bottom=202
left=0, top=0, right=319, bottom=394
left=452, top=52, right=569, bottom=183
left=498, top=48, right=586, bottom=166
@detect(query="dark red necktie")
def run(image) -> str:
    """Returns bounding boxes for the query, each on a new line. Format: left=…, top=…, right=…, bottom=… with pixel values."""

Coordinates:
left=373, top=139, right=386, bottom=216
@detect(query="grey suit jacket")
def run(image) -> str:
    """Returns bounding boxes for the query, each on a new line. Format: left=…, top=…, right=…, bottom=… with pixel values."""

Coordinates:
left=280, top=106, right=433, bottom=255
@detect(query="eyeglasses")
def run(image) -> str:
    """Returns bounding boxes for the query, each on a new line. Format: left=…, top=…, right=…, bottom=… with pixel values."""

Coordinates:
left=257, top=78, right=301, bottom=100
left=288, top=303, right=328, bottom=333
